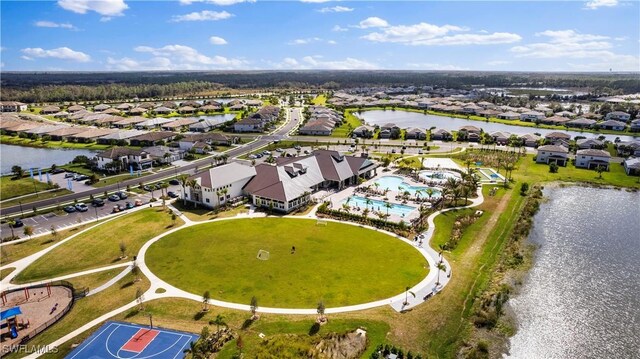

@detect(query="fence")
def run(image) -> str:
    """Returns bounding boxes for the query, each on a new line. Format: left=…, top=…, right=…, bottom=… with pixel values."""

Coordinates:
left=1, top=280, right=83, bottom=353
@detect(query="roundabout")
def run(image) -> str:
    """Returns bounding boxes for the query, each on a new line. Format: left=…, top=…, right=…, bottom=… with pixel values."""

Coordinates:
left=145, top=217, right=429, bottom=308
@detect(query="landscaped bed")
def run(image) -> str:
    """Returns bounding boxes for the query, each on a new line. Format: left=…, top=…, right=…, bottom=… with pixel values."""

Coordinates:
left=146, top=218, right=428, bottom=308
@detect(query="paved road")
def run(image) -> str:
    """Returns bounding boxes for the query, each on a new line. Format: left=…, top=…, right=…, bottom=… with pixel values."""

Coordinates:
left=0, top=107, right=302, bottom=219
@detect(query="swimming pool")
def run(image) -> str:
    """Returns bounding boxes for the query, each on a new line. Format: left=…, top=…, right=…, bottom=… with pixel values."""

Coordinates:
left=374, top=176, right=434, bottom=196
left=342, top=196, right=416, bottom=217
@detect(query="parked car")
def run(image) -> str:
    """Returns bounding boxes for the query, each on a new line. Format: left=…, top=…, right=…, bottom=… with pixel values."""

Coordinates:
left=108, top=194, right=120, bottom=202
left=143, top=185, right=153, bottom=192
left=167, top=191, right=178, bottom=198
left=418, top=149, right=424, bottom=154
left=116, top=191, right=128, bottom=200
left=134, top=199, right=143, bottom=206
left=75, top=203, right=89, bottom=212
left=303, top=150, right=310, bottom=154
left=75, top=175, right=89, bottom=181
left=155, top=182, right=165, bottom=190
left=276, top=148, right=283, bottom=152
left=64, top=172, right=75, bottom=178
left=112, top=205, right=121, bottom=213
left=11, top=219, right=24, bottom=228
left=63, top=205, right=76, bottom=213
left=294, top=145, right=301, bottom=150
left=391, top=149, right=397, bottom=153
left=125, top=202, right=134, bottom=209
left=92, top=198, right=105, bottom=207
left=169, top=179, right=180, bottom=185
left=248, top=154, right=257, bottom=159
left=50, top=168, right=65, bottom=174
left=262, top=150, right=271, bottom=155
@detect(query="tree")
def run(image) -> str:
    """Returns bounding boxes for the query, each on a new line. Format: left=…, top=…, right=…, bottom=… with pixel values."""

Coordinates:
left=119, top=241, right=127, bottom=259
left=549, top=162, right=559, bottom=173
left=520, top=182, right=529, bottom=196
left=7, top=220, right=16, bottom=238
left=317, top=301, right=326, bottom=322
left=160, top=182, right=169, bottom=208
left=23, top=225, right=34, bottom=239
left=384, top=201, right=392, bottom=216
left=11, top=165, right=24, bottom=179
left=136, top=287, right=145, bottom=310
left=202, top=291, right=210, bottom=312
left=171, top=212, right=177, bottom=226
left=250, top=296, right=259, bottom=320
left=435, top=261, right=447, bottom=285
left=403, top=286, right=416, bottom=306
left=178, top=174, right=190, bottom=206
left=595, top=165, right=606, bottom=179
left=209, top=314, right=226, bottom=342
left=50, top=225, right=58, bottom=241
left=131, top=262, right=141, bottom=282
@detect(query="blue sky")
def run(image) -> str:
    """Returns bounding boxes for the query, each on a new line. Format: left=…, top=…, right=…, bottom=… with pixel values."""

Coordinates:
left=1, top=0, right=638, bottom=72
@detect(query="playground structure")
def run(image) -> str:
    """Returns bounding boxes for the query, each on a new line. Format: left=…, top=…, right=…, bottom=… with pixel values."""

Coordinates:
left=0, top=281, right=86, bottom=355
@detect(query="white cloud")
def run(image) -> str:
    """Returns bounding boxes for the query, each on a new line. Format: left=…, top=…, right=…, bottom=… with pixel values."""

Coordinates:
left=318, top=6, right=353, bottom=13
left=100, top=16, right=113, bottom=22
left=510, top=29, right=639, bottom=71
left=171, top=10, right=233, bottom=22
left=209, top=36, right=228, bottom=45
left=288, top=37, right=336, bottom=45
left=407, top=63, right=469, bottom=71
left=332, top=25, right=348, bottom=32
left=179, top=0, right=253, bottom=4
left=107, top=57, right=173, bottom=71
left=34, top=21, right=77, bottom=30
left=273, top=56, right=378, bottom=70
left=57, top=0, right=128, bottom=16
left=357, top=17, right=388, bottom=29
left=362, top=21, right=520, bottom=46
left=584, top=0, right=618, bottom=10
left=487, top=60, right=510, bottom=66
left=327, top=40, right=337, bottom=45
left=126, top=44, right=246, bottom=69
left=21, top=47, right=91, bottom=62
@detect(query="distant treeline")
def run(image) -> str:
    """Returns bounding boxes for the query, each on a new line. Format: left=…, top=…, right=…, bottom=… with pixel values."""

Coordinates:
left=1, top=71, right=638, bottom=103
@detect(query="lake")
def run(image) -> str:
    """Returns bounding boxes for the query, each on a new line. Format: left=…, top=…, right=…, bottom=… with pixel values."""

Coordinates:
left=0, top=144, right=97, bottom=175
left=356, top=110, right=638, bottom=142
left=507, top=186, right=640, bottom=358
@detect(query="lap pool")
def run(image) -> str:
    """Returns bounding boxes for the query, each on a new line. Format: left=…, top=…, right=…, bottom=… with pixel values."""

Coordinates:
left=375, top=176, right=434, bottom=195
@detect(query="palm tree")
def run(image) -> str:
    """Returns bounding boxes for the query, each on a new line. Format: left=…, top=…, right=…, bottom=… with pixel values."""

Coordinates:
left=177, top=174, right=189, bottom=206
left=435, top=261, right=447, bottom=286
left=341, top=203, right=351, bottom=213
left=250, top=296, right=259, bottom=320
left=451, top=186, right=462, bottom=207
left=186, top=179, right=197, bottom=208
left=160, top=182, right=169, bottom=208
left=425, top=188, right=435, bottom=203
left=23, top=226, right=34, bottom=239
left=373, top=182, right=380, bottom=193
left=403, top=286, right=416, bottom=306
left=362, top=208, right=370, bottom=218
left=202, top=291, right=210, bottom=312
left=220, top=154, right=229, bottom=164
left=461, top=185, right=471, bottom=206
left=439, top=187, right=450, bottom=209
left=7, top=220, right=15, bottom=238
left=209, top=314, right=226, bottom=342
left=384, top=201, right=392, bottom=216
left=365, top=198, right=373, bottom=211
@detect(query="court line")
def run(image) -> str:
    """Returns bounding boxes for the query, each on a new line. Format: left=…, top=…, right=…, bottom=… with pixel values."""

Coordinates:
left=68, top=322, right=118, bottom=359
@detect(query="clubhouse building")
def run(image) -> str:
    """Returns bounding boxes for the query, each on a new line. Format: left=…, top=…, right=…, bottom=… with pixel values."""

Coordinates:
left=185, top=150, right=379, bottom=212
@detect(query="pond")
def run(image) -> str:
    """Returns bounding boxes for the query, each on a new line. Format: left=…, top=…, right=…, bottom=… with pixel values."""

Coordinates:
left=507, top=186, right=640, bottom=358
left=0, top=144, right=97, bottom=175
left=356, top=110, right=638, bottom=142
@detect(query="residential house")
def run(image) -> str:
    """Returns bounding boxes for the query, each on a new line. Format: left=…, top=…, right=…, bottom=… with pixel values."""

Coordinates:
left=94, top=104, right=111, bottom=111
left=185, top=162, right=257, bottom=208
left=575, top=149, right=611, bottom=170
left=41, top=105, right=61, bottom=114
left=45, top=127, right=88, bottom=141
left=3, top=122, right=41, bottom=135
left=576, top=138, right=605, bottom=150
left=0, top=101, right=28, bottom=112
left=67, top=105, right=86, bottom=113
left=102, top=108, right=121, bottom=115
left=489, top=131, right=511, bottom=145
left=543, top=115, right=571, bottom=126
left=405, top=128, right=427, bottom=140
left=128, top=131, right=177, bottom=146
left=234, top=117, right=264, bottom=132
left=178, top=106, right=197, bottom=114
left=497, top=111, right=520, bottom=120
left=135, top=117, right=175, bottom=130
left=519, top=133, right=541, bottom=147
left=545, top=131, right=571, bottom=145
left=430, top=128, right=453, bottom=141
left=95, top=147, right=153, bottom=171
left=597, top=119, right=626, bottom=131
left=623, top=157, right=640, bottom=175
left=116, top=103, right=134, bottom=112
left=567, top=118, right=596, bottom=128
left=299, top=121, right=333, bottom=136
left=153, top=106, right=173, bottom=115
left=461, top=103, right=481, bottom=114
left=96, top=130, right=147, bottom=145
left=161, top=118, right=199, bottom=131
left=178, top=133, right=232, bottom=152
left=113, top=116, right=148, bottom=128
left=536, top=145, right=569, bottom=166
left=457, top=125, right=481, bottom=142
left=352, top=125, right=375, bottom=138
left=23, top=125, right=69, bottom=138
left=615, top=140, right=640, bottom=157
left=188, top=118, right=225, bottom=132
left=555, top=110, right=576, bottom=118
left=520, top=111, right=546, bottom=122
left=142, top=145, right=185, bottom=164
left=630, top=119, right=640, bottom=132
left=605, top=111, right=631, bottom=122
left=476, top=109, right=500, bottom=118
left=128, top=107, right=147, bottom=116
left=67, top=128, right=117, bottom=143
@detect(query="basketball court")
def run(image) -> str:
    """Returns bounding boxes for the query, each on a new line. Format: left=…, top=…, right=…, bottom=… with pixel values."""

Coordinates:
left=66, top=321, right=199, bottom=359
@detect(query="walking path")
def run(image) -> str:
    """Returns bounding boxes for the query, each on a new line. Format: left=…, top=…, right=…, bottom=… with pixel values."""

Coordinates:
left=86, top=265, right=132, bottom=297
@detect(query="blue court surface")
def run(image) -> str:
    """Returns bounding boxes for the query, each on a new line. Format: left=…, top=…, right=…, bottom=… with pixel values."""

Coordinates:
left=66, top=321, right=199, bottom=359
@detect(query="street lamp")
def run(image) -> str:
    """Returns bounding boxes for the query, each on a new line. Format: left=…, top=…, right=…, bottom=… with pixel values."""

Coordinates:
left=94, top=206, right=99, bottom=222
left=18, top=201, right=24, bottom=218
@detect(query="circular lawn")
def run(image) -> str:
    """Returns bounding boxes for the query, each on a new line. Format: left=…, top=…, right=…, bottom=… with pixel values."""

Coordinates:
left=146, top=218, right=428, bottom=308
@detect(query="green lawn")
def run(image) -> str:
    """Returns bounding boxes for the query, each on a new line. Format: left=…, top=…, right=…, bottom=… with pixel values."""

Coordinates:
left=1, top=224, right=88, bottom=265
left=311, top=94, right=327, bottom=105
left=147, top=218, right=428, bottom=308
left=332, top=109, right=363, bottom=138
left=0, top=175, right=58, bottom=201
left=14, top=208, right=182, bottom=283
left=91, top=172, right=152, bottom=188
left=0, top=135, right=110, bottom=151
